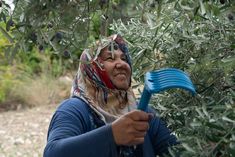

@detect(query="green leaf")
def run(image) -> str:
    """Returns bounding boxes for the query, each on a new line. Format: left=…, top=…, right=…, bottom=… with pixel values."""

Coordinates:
left=182, top=143, right=196, bottom=153
left=211, top=4, right=220, bottom=16
left=0, top=12, right=7, bottom=23
left=199, top=0, right=206, bottom=15
left=228, top=148, right=235, bottom=157
left=222, top=116, right=235, bottom=123
left=206, top=134, right=221, bottom=143
left=231, top=44, right=235, bottom=49
left=0, top=26, right=14, bottom=43
left=179, top=1, right=194, bottom=11
left=205, top=122, right=225, bottom=131
left=221, top=56, right=235, bottom=63
left=6, top=19, right=12, bottom=32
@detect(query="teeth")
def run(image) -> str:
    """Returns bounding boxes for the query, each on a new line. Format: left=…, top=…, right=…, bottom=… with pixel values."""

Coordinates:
left=116, top=74, right=125, bottom=77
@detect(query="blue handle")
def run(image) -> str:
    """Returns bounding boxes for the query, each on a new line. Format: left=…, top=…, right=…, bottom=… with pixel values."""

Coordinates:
left=137, top=87, right=151, bottom=111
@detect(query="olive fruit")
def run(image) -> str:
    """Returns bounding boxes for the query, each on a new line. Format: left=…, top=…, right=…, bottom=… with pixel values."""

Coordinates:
left=50, top=32, right=63, bottom=43
left=6, top=19, right=15, bottom=31
left=39, top=45, right=44, bottom=51
left=55, top=32, right=63, bottom=40
left=63, top=50, right=71, bottom=59
left=47, top=23, right=53, bottom=28
left=228, top=14, right=234, bottom=21
left=30, top=33, right=37, bottom=43
left=99, top=0, right=107, bottom=9
left=150, top=3, right=155, bottom=8
left=220, top=0, right=225, bottom=4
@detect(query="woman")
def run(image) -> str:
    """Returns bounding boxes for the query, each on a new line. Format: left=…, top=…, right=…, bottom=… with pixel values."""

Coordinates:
left=43, top=34, right=178, bottom=157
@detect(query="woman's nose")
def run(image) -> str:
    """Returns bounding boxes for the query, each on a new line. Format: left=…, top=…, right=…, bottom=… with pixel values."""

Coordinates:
left=115, top=58, right=128, bottom=69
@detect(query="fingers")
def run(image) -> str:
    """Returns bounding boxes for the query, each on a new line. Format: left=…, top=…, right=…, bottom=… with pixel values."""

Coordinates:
left=132, top=130, right=147, bottom=138
left=123, top=131, right=146, bottom=146
left=111, top=110, right=152, bottom=146
left=132, top=121, right=149, bottom=131
left=128, top=137, right=145, bottom=146
left=127, top=110, right=150, bottom=121
left=126, top=110, right=150, bottom=133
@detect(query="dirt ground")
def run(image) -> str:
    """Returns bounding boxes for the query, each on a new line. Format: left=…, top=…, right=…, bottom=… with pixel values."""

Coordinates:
left=0, top=105, right=57, bottom=157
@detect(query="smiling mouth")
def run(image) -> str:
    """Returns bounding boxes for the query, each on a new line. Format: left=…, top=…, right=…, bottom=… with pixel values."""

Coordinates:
left=115, top=73, right=126, bottom=77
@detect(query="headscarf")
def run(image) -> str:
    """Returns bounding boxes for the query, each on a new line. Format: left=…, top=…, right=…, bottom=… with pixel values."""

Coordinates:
left=71, top=34, right=137, bottom=123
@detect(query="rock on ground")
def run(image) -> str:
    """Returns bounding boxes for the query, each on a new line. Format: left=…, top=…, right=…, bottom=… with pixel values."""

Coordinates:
left=0, top=105, right=56, bottom=157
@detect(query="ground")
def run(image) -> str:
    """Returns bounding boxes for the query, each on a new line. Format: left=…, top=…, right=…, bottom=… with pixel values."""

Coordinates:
left=0, top=105, right=57, bottom=157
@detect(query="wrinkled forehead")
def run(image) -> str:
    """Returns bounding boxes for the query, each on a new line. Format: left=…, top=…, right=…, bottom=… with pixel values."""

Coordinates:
left=81, top=34, right=130, bottom=61
left=99, top=41, right=123, bottom=58
left=93, top=34, right=125, bottom=59
left=79, top=34, right=132, bottom=72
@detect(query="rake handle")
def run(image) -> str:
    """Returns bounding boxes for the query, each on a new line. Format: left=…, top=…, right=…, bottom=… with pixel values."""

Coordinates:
left=137, top=87, right=152, bottom=111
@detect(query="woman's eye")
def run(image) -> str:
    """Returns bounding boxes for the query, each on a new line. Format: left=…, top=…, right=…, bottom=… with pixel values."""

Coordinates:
left=113, top=44, right=119, bottom=50
left=105, top=57, right=114, bottom=61
left=121, top=56, right=127, bottom=61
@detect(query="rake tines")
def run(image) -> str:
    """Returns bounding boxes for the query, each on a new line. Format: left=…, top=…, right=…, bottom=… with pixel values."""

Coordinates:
left=138, top=68, right=196, bottom=111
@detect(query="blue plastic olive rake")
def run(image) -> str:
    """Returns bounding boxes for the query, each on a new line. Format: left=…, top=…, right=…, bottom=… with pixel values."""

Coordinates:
left=138, top=68, right=196, bottom=111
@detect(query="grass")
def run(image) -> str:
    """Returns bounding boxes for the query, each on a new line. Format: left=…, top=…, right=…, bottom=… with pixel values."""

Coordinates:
left=0, top=73, right=72, bottom=111
left=18, top=75, right=71, bottom=106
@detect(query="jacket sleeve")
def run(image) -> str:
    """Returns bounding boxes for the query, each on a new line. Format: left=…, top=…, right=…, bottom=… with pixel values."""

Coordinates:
left=43, top=98, right=118, bottom=157
left=147, top=108, right=179, bottom=156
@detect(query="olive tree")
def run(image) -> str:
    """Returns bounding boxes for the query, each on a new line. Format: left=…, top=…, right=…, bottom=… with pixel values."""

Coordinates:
left=111, top=0, right=235, bottom=156
left=0, top=0, right=138, bottom=62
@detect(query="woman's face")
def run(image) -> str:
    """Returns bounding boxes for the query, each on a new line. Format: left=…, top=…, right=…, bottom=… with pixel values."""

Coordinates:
left=99, top=46, right=131, bottom=90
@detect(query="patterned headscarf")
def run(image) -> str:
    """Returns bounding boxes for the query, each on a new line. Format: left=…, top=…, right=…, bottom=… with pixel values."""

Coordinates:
left=71, top=34, right=137, bottom=123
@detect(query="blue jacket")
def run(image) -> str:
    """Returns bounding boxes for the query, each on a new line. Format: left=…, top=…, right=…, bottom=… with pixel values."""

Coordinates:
left=43, top=98, right=178, bottom=157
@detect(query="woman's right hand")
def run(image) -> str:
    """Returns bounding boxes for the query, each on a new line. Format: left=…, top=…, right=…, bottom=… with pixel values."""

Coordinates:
left=111, top=110, right=151, bottom=146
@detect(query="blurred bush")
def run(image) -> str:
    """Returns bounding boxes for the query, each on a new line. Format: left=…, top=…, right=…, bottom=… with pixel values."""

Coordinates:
left=0, top=25, right=72, bottom=110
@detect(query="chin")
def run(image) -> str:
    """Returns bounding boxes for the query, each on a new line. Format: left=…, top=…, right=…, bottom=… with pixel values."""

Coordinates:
left=112, top=79, right=130, bottom=90
left=120, top=87, right=129, bottom=90
left=115, top=83, right=129, bottom=90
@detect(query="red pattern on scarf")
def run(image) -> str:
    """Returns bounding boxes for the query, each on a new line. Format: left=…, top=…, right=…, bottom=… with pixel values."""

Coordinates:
left=92, top=61, right=115, bottom=89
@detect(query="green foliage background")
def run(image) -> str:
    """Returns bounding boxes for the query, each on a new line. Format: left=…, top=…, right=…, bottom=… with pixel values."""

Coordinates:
left=111, top=1, right=235, bottom=156
left=1, top=0, right=235, bottom=156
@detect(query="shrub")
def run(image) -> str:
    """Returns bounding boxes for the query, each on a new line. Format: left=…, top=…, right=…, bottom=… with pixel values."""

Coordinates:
left=10, top=74, right=71, bottom=108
